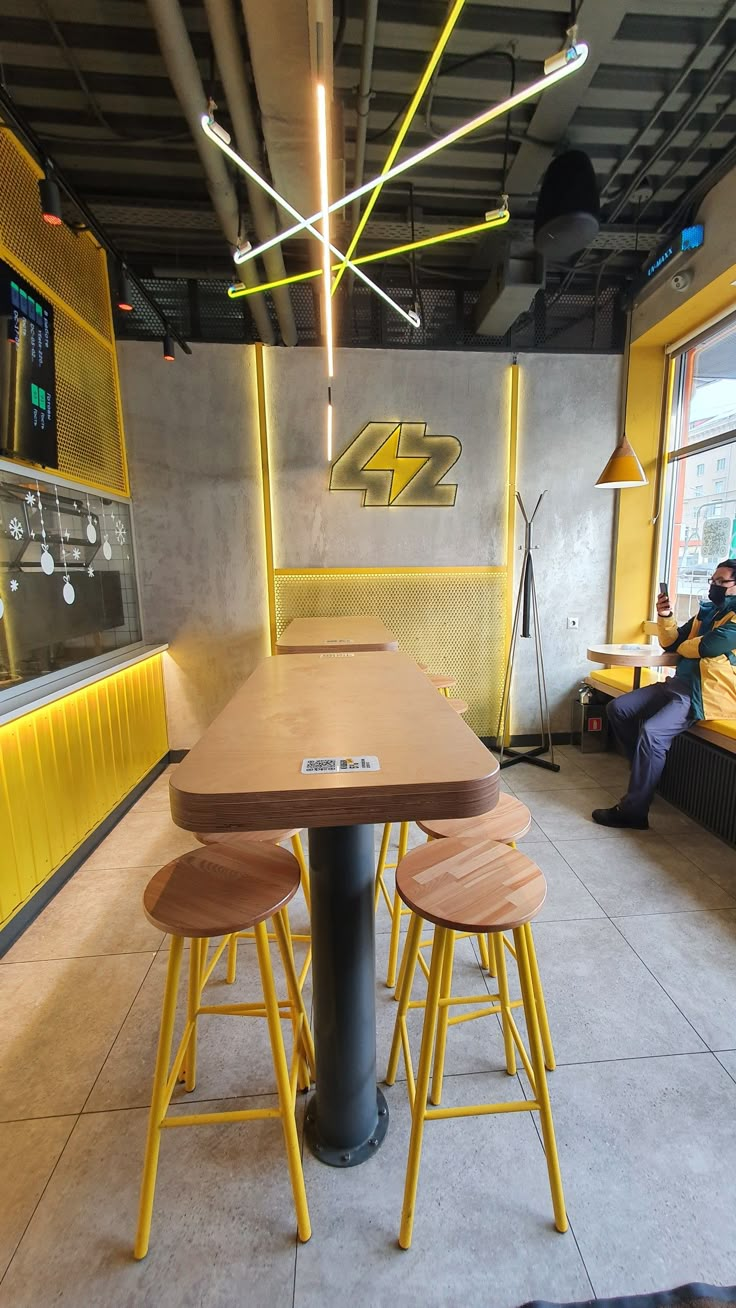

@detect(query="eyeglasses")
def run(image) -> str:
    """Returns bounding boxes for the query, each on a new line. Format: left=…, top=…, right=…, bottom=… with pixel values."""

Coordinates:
left=709, top=575, right=735, bottom=585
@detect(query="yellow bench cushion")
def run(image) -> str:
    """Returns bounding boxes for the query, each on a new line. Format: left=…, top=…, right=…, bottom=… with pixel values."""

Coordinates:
left=586, top=668, right=657, bottom=693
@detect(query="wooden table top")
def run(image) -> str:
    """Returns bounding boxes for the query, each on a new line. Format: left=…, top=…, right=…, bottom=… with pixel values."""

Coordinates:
left=170, top=651, right=498, bottom=832
left=587, top=643, right=678, bottom=668
left=275, top=615, right=399, bottom=654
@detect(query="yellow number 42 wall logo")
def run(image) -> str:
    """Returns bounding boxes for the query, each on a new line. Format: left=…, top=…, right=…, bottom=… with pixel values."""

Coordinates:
left=329, top=421, right=462, bottom=507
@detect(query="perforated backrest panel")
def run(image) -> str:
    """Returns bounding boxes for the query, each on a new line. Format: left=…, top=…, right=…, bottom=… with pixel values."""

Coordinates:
left=274, top=568, right=506, bottom=738
left=0, top=129, right=127, bottom=493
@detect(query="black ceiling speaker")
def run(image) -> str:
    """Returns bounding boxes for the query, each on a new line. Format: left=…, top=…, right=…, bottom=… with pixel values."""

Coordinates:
left=534, top=149, right=600, bottom=260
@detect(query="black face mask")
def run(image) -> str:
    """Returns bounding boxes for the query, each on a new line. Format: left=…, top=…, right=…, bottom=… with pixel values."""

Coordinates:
left=709, top=582, right=729, bottom=605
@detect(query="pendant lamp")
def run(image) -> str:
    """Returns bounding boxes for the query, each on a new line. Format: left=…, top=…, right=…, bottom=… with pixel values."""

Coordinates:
left=595, top=302, right=648, bottom=489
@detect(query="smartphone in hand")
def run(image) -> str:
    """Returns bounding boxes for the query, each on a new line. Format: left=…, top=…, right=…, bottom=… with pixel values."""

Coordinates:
left=659, top=582, right=669, bottom=602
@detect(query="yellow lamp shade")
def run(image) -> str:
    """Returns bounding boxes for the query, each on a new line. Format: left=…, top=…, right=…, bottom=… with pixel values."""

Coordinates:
left=595, top=434, right=648, bottom=489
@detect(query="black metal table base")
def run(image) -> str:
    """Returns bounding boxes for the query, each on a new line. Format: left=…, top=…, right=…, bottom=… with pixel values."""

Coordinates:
left=499, top=744, right=560, bottom=772
left=305, top=824, right=388, bottom=1167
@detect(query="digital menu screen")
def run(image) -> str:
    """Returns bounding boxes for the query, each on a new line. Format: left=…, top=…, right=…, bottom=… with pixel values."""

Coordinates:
left=0, top=257, right=58, bottom=468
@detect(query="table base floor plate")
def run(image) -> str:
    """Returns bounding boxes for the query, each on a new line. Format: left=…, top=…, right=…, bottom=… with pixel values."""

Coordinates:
left=304, top=1088, right=389, bottom=1167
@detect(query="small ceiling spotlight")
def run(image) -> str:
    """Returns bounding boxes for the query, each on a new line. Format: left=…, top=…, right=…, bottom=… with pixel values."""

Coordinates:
left=162, top=332, right=175, bottom=361
left=38, top=168, right=63, bottom=225
left=116, top=265, right=134, bottom=312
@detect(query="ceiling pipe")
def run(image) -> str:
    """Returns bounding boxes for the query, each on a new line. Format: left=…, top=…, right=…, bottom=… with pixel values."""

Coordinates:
left=203, top=0, right=298, bottom=346
left=146, top=0, right=274, bottom=343
left=351, top=0, right=379, bottom=230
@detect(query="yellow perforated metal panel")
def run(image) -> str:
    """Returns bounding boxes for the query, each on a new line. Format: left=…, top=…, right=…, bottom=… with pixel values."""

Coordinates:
left=0, top=654, right=168, bottom=929
left=0, top=129, right=128, bottom=494
left=274, top=568, right=506, bottom=737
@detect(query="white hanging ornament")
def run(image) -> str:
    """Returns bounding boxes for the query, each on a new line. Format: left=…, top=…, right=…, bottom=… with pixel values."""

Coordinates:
left=41, top=546, right=54, bottom=575
left=103, top=535, right=112, bottom=561
left=63, top=576, right=75, bottom=605
left=86, top=520, right=97, bottom=543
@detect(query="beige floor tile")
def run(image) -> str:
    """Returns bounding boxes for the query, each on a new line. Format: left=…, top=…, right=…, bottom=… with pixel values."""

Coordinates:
left=0, top=1099, right=300, bottom=1308
left=133, top=766, right=179, bottom=813
left=81, top=808, right=199, bottom=872
left=0, top=953, right=155, bottom=1120
left=2, top=864, right=163, bottom=963
left=521, top=843, right=606, bottom=922
left=555, top=834, right=736, bottom=916
left=0, top=1115, right=76, bottom=1278
left=528, top=785, right=629, bottom=841
left=505, top=751, right=601, bottom=795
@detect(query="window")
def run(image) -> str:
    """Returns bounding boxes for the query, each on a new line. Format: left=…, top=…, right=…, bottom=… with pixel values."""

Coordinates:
left=658, top=315, right=736, bottom=621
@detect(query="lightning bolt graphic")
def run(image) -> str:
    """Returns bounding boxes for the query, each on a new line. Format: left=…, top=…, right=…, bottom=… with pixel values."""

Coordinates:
left=362, top=424, right=428, bottom=505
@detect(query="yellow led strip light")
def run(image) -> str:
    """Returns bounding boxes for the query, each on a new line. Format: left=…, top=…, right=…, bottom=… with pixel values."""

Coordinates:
left=332, top=0, right=467, bottom=297
left=212, top=41, right=589, bottom=267
left=226, top=208, right=510, bottom=300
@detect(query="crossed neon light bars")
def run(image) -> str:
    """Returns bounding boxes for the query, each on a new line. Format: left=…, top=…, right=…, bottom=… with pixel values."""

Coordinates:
left=201, top=38, right=589, bottom=326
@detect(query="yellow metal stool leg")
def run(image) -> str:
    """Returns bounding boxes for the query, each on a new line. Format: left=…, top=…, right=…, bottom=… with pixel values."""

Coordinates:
left=386, top=822, right=410, bottom=989
left=290, top=832, right=311, bottom=914
left=430, top=929, right=456, bottom=1106
left=254, top=921, right=311, bottom=1243
left=525, top=923, right=555, bottom=1071
left=375, top=822, right=393, bottom=912
left=226, top=933, right=238, bottom=985
left=385, top=912, right=423, bottom=1087
left=134, top=934, right=184, bottom=1259
left=184, top=939, right=202, bottom=1092
left=273, top=908, right=316, bottom=1089
left=514, top=924, right=567, bottom=1233
left=476, top=932, right=491, bottom=971
left=493, top=932, right=517, bottom=1076
left=399, top=925, right=448, bottom=1250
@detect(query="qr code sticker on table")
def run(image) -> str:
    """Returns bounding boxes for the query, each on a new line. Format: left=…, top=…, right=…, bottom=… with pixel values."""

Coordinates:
left=301, top=755, right=380, bottom=774
left=301, top=757, right=338, bottom=774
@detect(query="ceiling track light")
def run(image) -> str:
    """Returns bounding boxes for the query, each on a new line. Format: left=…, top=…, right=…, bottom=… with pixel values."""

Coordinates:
left=218, top=42, right=589, bottom=269
left=116, top=265, right=134, bottom=312
left=162, top=332, right=175, bottom=361
left=201, top=113, right=421, bottom=330
left=38, top=168, right=63, bottom=226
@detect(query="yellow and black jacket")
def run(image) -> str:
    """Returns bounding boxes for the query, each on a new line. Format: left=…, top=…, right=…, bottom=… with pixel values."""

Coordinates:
left=658, top=597, right=736, bottom=720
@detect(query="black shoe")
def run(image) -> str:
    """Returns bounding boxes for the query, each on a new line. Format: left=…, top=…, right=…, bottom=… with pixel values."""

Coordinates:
left=591, top=805, right=649, bottom=830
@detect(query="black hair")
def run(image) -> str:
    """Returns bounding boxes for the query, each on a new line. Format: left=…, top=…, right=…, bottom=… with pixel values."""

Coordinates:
left=716, top=559, right=736, bottom=578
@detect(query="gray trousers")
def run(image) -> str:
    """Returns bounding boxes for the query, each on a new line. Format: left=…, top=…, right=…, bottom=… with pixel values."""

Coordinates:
left=606, top=676, right=695, bottom=819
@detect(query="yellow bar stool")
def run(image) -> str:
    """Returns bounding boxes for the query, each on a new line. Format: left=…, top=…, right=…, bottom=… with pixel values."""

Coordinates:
left=385, top=835, right=567, bottom=1250
left=134, top=841, right=314, bottom=1259
left=426, top=672, right=456, bottom=697
left=195, top=828, right=311, bottom=990
left=446, top=697, right=468, bottom=715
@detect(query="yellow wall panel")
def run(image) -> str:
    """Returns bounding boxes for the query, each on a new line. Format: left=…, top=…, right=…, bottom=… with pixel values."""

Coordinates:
left=0, top=655, right=168, bottom=930
left=274, top=568, right=506, bottom=738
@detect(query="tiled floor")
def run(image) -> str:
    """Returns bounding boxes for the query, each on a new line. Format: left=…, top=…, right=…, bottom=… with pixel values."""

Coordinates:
left=1, top=747, right=735, bottom=1308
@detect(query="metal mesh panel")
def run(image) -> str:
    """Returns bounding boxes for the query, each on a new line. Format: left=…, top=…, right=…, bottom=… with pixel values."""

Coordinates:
left=274, top=567, right=507, bottom=737
left=0, top=129, right=111, bottom=340
left=54, top=305, right=127, bottom=491
left=658, top=732, right=736, bottom=847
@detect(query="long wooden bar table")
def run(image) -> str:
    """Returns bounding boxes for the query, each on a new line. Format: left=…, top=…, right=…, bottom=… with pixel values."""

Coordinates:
left=170, top=651, right=498, bottom=1167
left=276, top=614, right=399, bottom=654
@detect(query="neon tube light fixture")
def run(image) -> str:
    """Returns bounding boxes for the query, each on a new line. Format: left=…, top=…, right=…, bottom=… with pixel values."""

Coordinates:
left=201, top=115, right=420, bottom=330
left=225, top=206, right=510, bottom=300
left=219, top=41, right=589, bottom=269
left=316, top=82, right=334, bottom=379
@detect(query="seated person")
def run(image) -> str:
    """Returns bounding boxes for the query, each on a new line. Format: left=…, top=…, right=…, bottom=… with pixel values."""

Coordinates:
left=592, top=559, right=736, bottom=829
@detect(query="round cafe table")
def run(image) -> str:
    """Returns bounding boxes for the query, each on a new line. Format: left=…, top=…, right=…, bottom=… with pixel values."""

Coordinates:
left=587, top=643, right=678, bottom=690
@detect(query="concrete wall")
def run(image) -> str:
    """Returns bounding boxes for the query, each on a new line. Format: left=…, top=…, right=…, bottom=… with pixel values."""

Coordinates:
left=117, top=341, right=269, bottom=750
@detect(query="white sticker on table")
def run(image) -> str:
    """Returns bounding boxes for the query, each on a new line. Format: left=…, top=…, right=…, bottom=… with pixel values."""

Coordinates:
left=325, top=638, right=354, bottom=644
left=319, top=652, right=355, bottom=658
left=301, top=756, right=380, bottom=774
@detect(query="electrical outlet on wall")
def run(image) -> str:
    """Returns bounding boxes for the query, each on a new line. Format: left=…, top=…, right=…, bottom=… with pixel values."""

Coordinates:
left=567, top=616, right=579, bottom=630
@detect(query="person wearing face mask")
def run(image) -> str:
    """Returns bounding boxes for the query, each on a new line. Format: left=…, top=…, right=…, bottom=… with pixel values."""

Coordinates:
left=592, top=558, right=736, bottom=829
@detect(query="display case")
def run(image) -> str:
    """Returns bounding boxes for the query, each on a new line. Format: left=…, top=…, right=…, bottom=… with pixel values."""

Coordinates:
left=0, top=461, right=142, bottom=693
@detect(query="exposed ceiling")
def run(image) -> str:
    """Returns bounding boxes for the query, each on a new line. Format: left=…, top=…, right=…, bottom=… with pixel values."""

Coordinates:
left=1, top=0, right=735, bottom=347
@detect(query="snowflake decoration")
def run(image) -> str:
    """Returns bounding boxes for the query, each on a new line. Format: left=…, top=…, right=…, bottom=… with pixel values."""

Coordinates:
left=72, top=547, right=81, bottom=561
left=10, top=578, right=18, bottom=592
left=115, top=520, right=127, bottom=544
left=8, top=517, right=23, bottom=540
left=87, top=565, right=95, bottom=578
left=25, top=491, right=36, bottom=509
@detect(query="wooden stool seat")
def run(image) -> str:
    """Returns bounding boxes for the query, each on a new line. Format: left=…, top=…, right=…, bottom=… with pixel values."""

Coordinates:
left=396, top=836, right=546, bottom=935
left=418, top=793, right=531, bottom=844
left=427, top=673, right=456, bottom=691
left=195, top=827, right=302, bottom=847
left=446, top=697, right=468, bottom=715
left=143, top=843, right=300, bottom=939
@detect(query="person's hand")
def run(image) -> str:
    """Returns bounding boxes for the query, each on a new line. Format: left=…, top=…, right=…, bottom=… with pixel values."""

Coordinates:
left=656, top=593, right=672, bottom=617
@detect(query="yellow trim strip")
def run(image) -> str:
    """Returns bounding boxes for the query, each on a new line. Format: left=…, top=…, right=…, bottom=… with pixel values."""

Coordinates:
left=0, top=238, right=116, bottom=357
left=331, top=0, right=467, bottom=295
left=274, top=566, right=506, bottom=576
left=255, top=344, right=277, bottom=653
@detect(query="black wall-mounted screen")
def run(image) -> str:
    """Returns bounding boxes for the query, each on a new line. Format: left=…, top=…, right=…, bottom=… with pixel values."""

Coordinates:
left=0, top=257, right=58, bottom=469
